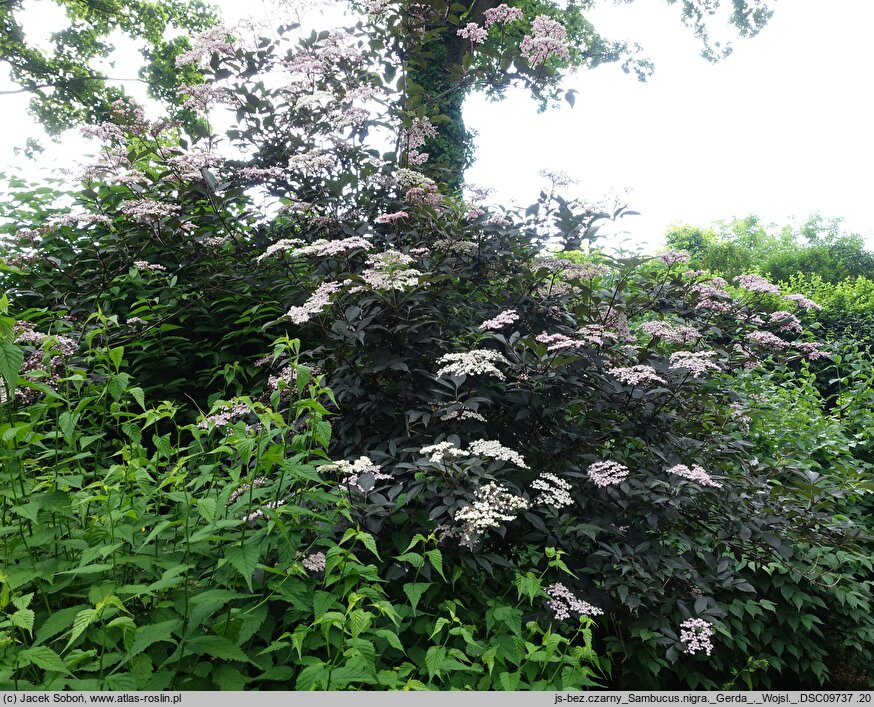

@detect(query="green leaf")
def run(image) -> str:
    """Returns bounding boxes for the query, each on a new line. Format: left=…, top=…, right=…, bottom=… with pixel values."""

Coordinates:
left=12, top=608, right=35, bottom=633
left=395, top=552, right=424, bottom=568
left=105, top=673, right=137, bottom=691
left=58, top=411, right=77, bottom=443
left=129, top=386, right=146, bottom=410
left=212, top=664, right=247, bottom=690
left=109, top=346, right=124, bottom=369
left=66, top=608, right=97, bottom=648
left=295, top=661, right=330, bottom=690
left=225, top=542, right=261, bottom=591
left=374, top=628, right=404, bottom=653
left=425, top=645, right=446, bottom=680
left=19, top=646, right=70, bottom=674
left=129, top=619, right=182, bottom=657
left=36, top=605, right=88, bottom=645
left=403, top=582, right=433, bottom=614
left=0, top=341, right=23, bottom=390
left=185, top=635, right=250, bottom=663
left=357, top=531, right=381, bottom=560
left=424, top=549, right=445, bottom=580
left=499, top=670, right=522, bottom=690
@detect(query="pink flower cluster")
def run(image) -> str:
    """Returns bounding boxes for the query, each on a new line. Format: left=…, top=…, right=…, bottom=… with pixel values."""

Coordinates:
left=797, top=342, right=831, bottom=360
left=457, top=22, right=488, bottom=44
left=666, top=464, right=723, bottom=489
left=177, top=84, right=234, bottom=112
left=244, top=499, right=286, bottom=523
left=587, top=460, right=629, bottom=488
left=375, top=211, right=409, bottom=224
left=484, top=4, right=524, bottom=26
left=784, top=293, right=822, bottom=311
left=639, top=320, right=700, bottom=344
left=577, top=325, right=618, bottom=347
left=608, top=365, right=667, bottom=387
left=228, top=477, right=267, bottom=503
left=546, top=583, right=603, bottom=621
left=479, top=309, right=519, bottom=331
left=536, top=332, right=586, bottom=352
left=658, top=250, right=691, bottom=266
left=679, top=618, right=715, bottom=656
left=745, top=331, right=789, bottom=349
left=302, top=552, right=326, bottom=573
left=198, top=402, right=250, bottom=429
left=734, top=274, right=781, bottom=295
left=175, top=27, right=236, bottom=68
left=769, top=310, right=802, bottom=333
left=405, top=117, right=438, bottom=166
left=520, top=15, right=570, bottom=66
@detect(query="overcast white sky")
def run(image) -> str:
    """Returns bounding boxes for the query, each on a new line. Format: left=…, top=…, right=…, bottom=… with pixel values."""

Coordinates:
left=2, top=0, right=872, bottom=252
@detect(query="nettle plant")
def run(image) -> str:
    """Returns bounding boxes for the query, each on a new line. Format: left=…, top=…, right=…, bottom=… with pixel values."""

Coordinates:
left=1, top=2, right=870, bottom=691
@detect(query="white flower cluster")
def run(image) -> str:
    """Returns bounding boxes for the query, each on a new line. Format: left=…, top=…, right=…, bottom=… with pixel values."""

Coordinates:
left=420, top=439, right=527, bottom=468
left=357, top=249, right=422, bottom=291
left=288, top=151, right=336, bottom=174
left=285, top=280, right=346, bottom=324
left=666, top=464, right=723, bottom=489
left=436, top=349, right=510, bottom=380
left=546, top=582, right=603, bottom=621
left=120, top=198, right=181, bottom=222
left=531, top=472, right=573, bottom=509
left=639, top=320, right=700, bottom=344
left=133, top=260, right=166, bottom=272
left=177, top=84, right=234, bottom=112
left=669, top=351, right=720, bottom=378
left=535, top=332, right=586, bottom=352
left=290, top=237, right=373, bottom=258
left=468, top=439, right=528, bottom=468
left=454, top=482, right=529, bottom=542
left=256, top=238, right=304, bottom=262
left=734, top=274, right=781, bottom=295
left=608, top=365, right=667, bottom=387
left=587, top=461, right=629, bottom=488
left=439, top=409, right=487, bottom=422
left=679, top=618, right=715, bottom=656
left=420, top=441, right=470, bottom=463
left=479, top=309, right=519, bottom=331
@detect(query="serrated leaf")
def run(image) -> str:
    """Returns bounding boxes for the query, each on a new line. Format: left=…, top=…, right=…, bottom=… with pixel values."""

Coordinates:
left=374, top=628, right=404, bottom=653
left=185, top=635, right=250, bottom=663
left=403, top=582, right=432, bottom=614
left=395, top=552, right=424, bottom=568
left=129, top=619, right=181, bottom=657
left=19, top=646, right=70, bottom=674
left=425, top=645, right=446, bottom=679
left=12, top=608, right=35, bottom=632
left=129, top=386, right=146, bottom=410
left=424, top=549, right=445, bottom=580
left=0, top=341, right=23, bottom=390
left=105, top=673, right=137, bottom=691
left=212, top=664, right=247, bottom=690
left=356, top=531, right=381, bottom=560
left=225, top=542, right=260, bottom=591
left=66, top=608, right=97, bottom=648
left=295, top=661, right=330, bottom=690
left=36, top=605, right=88, bottom=645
